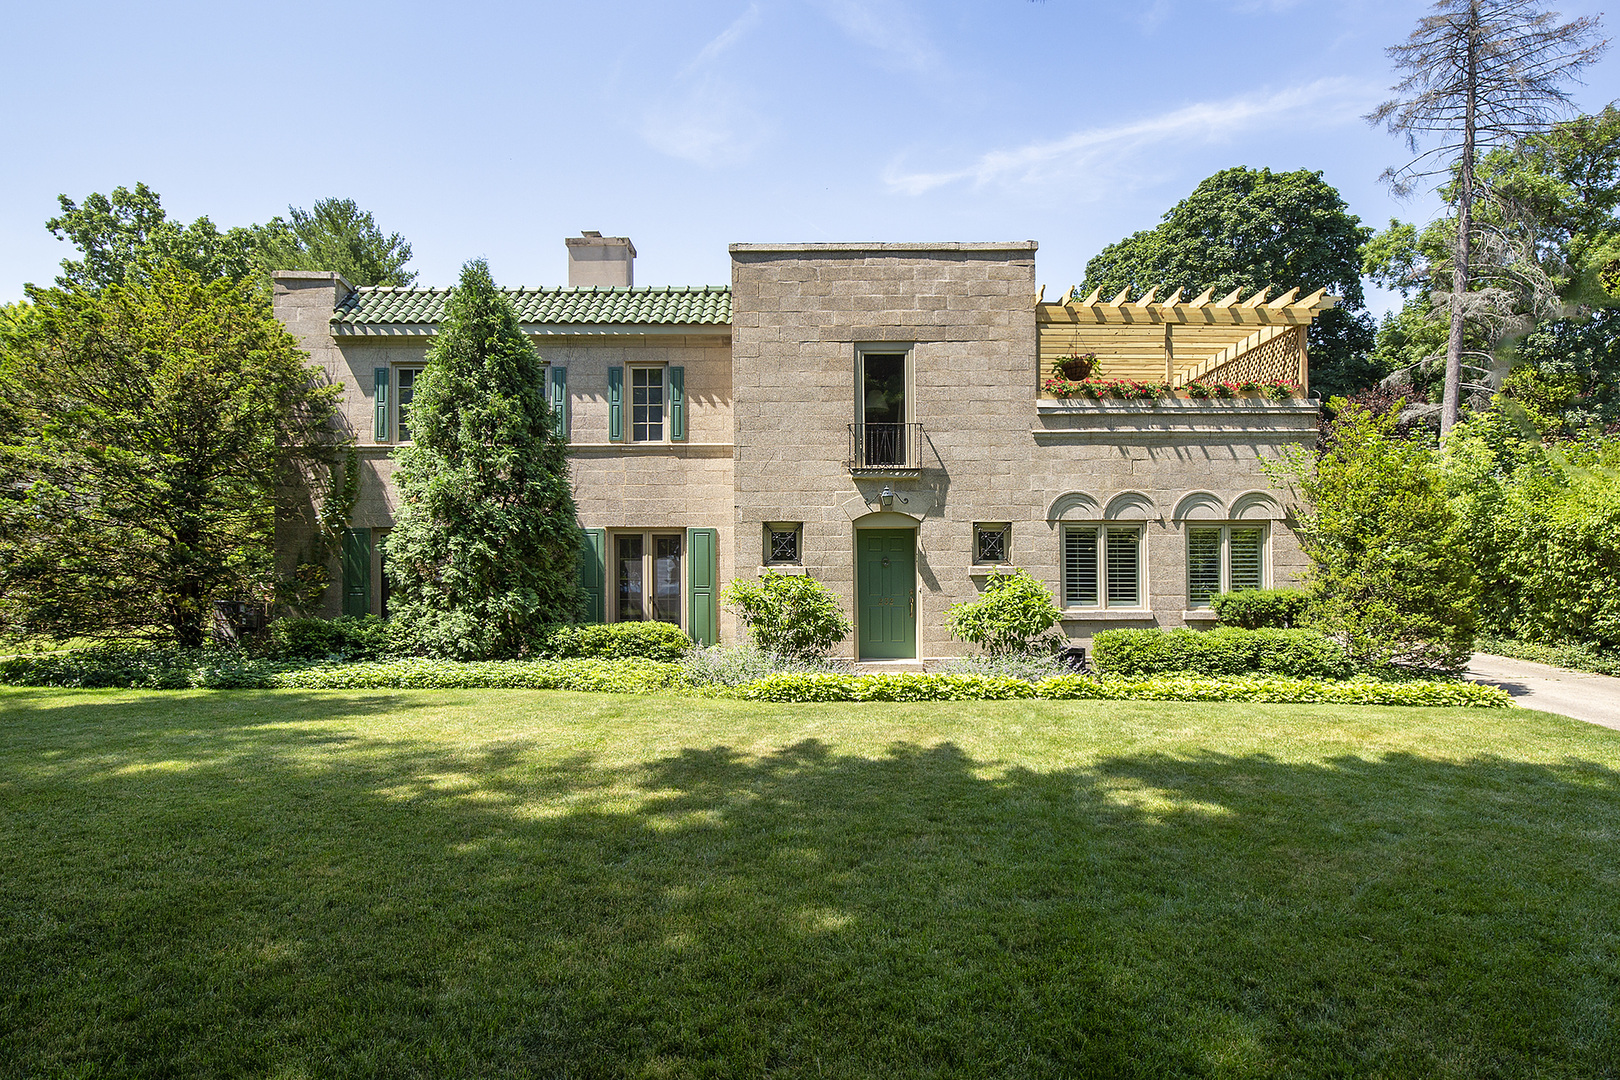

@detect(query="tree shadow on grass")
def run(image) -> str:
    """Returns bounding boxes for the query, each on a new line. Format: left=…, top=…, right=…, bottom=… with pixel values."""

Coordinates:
left=1, top=693, right=1618, bottom=1079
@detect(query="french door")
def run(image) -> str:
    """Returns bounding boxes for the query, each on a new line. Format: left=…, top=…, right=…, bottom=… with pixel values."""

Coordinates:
left=615, top=532, right=683, bottom=626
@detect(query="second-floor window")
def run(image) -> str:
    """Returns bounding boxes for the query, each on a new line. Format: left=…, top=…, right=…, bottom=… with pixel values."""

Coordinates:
left=396, top=367, right=422, bottom=442
left=631, top=366, right=664, bottom=441
left=858, top=348, right=910, bottom=467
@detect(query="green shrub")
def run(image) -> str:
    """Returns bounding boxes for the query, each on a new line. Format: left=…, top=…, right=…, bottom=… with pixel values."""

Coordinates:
left=723, top=572, right=852, bottom=660
left=0, top=647, right=284, bottom=689
left=269, top=658, right=686, bottom=693
left=534, top=621, right=693, bottom=662
left=1473, top=634, right=1620, bottom=677
left=738, top=673, right=1036, bottom=702
left=267, top=615, right=400, bottom=661
left=944, top=568, right=1064, bottom=656
left=1210, top=589, right=1311, bottom=629
left=1032, top=674, right=1511, bottom=707
left=1091, top=627, right=1355, bottom=679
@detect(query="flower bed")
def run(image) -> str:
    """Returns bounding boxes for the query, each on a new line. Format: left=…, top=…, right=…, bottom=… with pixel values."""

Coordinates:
left=1041, top=377, right=1300, bottom=400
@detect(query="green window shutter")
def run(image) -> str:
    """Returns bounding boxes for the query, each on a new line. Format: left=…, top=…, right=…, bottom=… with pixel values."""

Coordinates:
left=686, top=527, right=719, bottom=646
left=577, top=528, right=606, bottom=623
left=547, top=365, right=569, bottom=439
left=607, top=366, right=624, bottom=442
left=373, top=368, right=390, bottom=442
left=668, top=366, right=686, bottom=442
left=341, top=528, right=372, bottom=617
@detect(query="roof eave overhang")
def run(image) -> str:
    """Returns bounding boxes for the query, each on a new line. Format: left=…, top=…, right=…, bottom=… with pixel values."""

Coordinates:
left=330, top=321, right=732, bottom=339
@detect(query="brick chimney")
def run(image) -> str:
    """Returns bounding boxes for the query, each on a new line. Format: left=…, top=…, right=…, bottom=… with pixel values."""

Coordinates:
left=565, top=231, right=635, bottom=287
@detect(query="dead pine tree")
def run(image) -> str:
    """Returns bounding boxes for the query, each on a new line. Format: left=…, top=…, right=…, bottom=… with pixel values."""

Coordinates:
left=1368, top=0, right=1606, bottom=436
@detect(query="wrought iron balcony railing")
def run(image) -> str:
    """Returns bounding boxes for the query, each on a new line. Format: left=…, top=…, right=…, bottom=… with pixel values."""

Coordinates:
left=847, top=422, right=921, bottom=472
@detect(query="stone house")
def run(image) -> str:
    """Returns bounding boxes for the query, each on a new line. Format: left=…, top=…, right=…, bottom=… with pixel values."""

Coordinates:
left=272, top=234, right=1330, bottom=660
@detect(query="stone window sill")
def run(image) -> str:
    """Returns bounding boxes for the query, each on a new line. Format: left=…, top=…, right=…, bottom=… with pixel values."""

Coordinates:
left=1059, top=609, right=1157, bottom=621
left=1182, top=609, right=1220, bottom=621
left=968, top=564, right=1017, bottom=576
left=758, top=565, right=807, bottom=576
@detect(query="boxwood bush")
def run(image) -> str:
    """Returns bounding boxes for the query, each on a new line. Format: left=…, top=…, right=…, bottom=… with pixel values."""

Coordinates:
left=533, top=622, right=693, bottom=662
left=1209, top=588, right=1312, bottom=629
left=1091, top=627, right=1354, bottom=679
left=267, top=615, right=401, bottom=661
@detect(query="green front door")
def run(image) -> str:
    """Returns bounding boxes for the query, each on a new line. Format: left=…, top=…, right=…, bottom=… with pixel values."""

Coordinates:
left=857, top=529, right=916, bottom=660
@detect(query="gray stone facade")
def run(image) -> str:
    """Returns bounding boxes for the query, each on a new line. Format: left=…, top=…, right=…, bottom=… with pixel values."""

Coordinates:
left=272, top=239, right=1316, bottom=659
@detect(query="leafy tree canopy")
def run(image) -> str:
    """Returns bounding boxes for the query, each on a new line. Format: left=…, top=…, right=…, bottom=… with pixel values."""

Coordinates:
left=385, top=259, right=583, bottom=659
left=1081, top=167, right=1378, bottom=398
left=0, top=268, right=346, bottom=647
left=46, top=182, right=261, bottom=291
left=258, top=198, right=416, bottom=287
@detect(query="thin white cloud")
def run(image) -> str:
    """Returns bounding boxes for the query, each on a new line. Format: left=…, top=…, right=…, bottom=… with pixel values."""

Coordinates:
left=681, top=3, right=762, bottom=77
left=883, top=77, right=1377, bottom=196
left=642, top=4, right=770, bottom=167
left=812, top=0, right=939, bottom=72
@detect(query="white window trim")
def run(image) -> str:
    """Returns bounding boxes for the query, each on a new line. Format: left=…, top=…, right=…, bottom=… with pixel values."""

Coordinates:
left=1061, top=523, right=1149, bottom=612
left=1184, top=523, right=1271, bottom=609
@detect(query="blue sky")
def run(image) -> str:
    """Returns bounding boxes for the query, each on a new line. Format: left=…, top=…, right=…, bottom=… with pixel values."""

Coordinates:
left=4, top=0, right=1618, bottom=315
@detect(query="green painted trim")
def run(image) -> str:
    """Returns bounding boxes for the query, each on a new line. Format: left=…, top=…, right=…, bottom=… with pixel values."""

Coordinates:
left=341, top=528, right=372, bottom=617
left=686, top=527, right=719, bottom=645
left=668, top=366, right=686, bottom=442
left=578, top=528, right=606, bottom=623
left=607, top=366, right=623, bottom=442
left=547, top=365, right=569, bottom=439
left=373, top=368, right=389, bottom=442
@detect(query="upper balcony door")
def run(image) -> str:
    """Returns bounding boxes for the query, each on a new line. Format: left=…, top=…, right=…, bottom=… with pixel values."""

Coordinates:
left=857, top=349, right=912, bottom=469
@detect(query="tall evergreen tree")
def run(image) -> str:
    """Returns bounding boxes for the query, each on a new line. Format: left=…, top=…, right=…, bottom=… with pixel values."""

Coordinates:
left=385, top=259, right=583, bottom=659
left=1368, top=0, right=1606, bottom=435
left=258, top=198, right=416, bottom=287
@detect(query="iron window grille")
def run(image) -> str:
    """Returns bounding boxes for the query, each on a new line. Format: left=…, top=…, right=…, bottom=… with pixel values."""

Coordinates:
left=766, top=523, right=802, bottom=564
left=975, top=523, right=1009, bottom=564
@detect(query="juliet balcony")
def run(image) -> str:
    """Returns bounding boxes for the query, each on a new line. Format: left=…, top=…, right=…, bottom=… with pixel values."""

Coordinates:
left=847, top=422, right=923, bottom=476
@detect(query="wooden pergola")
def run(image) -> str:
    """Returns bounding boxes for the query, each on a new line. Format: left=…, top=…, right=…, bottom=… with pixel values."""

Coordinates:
left=1036, top=286, right=1338, bottom=391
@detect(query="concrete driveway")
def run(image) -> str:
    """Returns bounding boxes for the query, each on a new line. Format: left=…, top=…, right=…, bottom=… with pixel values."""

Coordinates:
left=1467, top=653, right=1620, bottom=730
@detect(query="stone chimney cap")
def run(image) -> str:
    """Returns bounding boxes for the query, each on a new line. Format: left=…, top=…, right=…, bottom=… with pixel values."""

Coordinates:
left=566, top=232, right=636, bottom=257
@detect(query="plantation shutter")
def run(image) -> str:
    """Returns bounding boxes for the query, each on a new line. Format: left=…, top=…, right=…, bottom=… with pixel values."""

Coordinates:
left=668, top=366, right=686, bottom=442
left=1063, top=528, right=1098, bottom=607
left=1187, top=528, right=1222, bottom=608
left=1105, top=529, right=1141, bottom=607
left=1229, top=527, right=1265, bottom=592
left=686, top=527, right=719, bottom=646
left=373, top=367, right=390, bottom=442
left=341, top=528, right=371, bottom=617
left=546, top=365, right=569, bottom=439
left=607, top=366, right=624, bottom=442
left=577, top=528, right=606, bottom=623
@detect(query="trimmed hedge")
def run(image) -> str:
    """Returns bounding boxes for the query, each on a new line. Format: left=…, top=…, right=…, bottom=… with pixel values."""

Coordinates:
left=739, top=673, right=1036, bottom=702
left=1209, top=589, right=1311, bottom=630
left=533, top=622, right=693, bottom=662
left=0, top=647, right=286, bottom=690
left=1092, top=627, right=1354, bottom=679
left=733, top=671, right=1509, bottom=707
left=268, top=616, right=400, bottom=661
left=1034, top=674, right=1511, bottom=707
left=270, top=658, right=687, bottom=693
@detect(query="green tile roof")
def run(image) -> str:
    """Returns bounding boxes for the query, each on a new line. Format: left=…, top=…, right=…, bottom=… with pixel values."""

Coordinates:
left=332, top=285, right=731, bottom=328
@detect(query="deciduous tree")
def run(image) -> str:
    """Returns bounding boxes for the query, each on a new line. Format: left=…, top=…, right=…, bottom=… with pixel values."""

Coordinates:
left=0, top=268, right=345, bottom=646
left=1082, top=167, right=1378, bottom=398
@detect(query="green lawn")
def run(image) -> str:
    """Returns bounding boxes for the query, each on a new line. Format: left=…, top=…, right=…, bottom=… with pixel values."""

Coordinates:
left=2, top=691, right=1617, bottom=1079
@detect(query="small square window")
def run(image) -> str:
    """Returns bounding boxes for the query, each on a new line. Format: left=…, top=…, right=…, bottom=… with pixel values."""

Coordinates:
left=766, top=522, right=802, bottom=564
left=974, top=523, right=1009, bottom=564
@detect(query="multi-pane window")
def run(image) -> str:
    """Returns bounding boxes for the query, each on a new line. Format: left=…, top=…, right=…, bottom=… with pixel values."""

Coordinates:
left=631, top=367, right=665, bottom=442
left=616, top=532, right=683, bottom=625
left=766, top=523, right=802, bottom=564
left=1063, top=526, right=1143, bottom=608
left=1186, top=525, right=1267, bottom=607
left=396, top=367, right=421, bottom=442
left=974, top=523, right=1009, bottom=564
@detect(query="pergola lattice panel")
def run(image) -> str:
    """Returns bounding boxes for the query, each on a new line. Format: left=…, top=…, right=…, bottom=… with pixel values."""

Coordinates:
left=1036, top=286, right=1337, bottom=390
